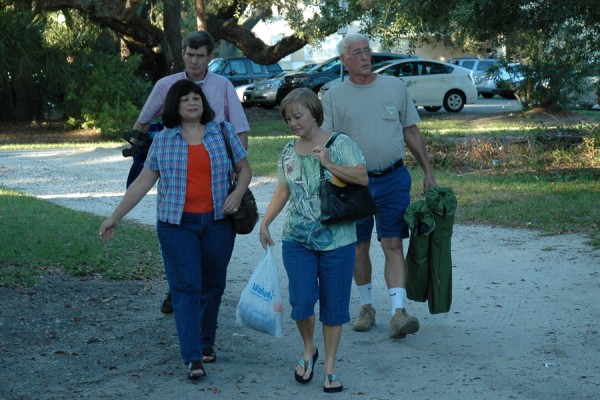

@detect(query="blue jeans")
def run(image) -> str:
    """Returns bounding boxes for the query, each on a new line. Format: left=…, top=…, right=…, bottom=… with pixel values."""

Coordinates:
left=282, top=241, right=355, bottom=325
left=157, top=212, right=235, bottom=365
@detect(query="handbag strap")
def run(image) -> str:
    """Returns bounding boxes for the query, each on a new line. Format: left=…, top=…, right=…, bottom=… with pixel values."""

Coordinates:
left=220, top=121, right=237, bottom=183
left=324, top=131, right=341, bottom=149
left=220, top=121, right=235, bottom=169
left=320, top=131, right=342, bottom=179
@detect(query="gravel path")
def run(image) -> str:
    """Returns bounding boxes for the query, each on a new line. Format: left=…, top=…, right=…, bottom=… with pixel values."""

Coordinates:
left=1, top=146, right=599, bottom=400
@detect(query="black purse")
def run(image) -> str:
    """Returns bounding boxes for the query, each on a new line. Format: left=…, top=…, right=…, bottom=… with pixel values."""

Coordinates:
left=319, top=132, right=376, bottom=225
left=220, top=122, right=259, bottom=234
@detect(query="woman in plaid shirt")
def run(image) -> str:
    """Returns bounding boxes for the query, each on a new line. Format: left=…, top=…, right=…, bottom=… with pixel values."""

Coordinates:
left=99, top=79, right=252, bottom=380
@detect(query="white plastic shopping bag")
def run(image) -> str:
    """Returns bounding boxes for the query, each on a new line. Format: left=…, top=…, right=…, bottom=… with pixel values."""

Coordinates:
left=236, top=245, right=283, bottom=337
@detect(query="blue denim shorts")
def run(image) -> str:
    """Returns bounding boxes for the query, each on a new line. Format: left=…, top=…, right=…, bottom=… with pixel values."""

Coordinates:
left=282, top=240, right=355, bottom=325
left=356, top=166, right=411, bottom=243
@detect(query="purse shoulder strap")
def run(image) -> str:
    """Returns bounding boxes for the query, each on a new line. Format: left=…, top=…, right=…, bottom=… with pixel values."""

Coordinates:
left=325, top=131, right=341, bottom=149
left=220, top=121, right=235, bottom=169
left=220, top=121, right=237, bottom=185
left=321, top=131, right=344, bottom=179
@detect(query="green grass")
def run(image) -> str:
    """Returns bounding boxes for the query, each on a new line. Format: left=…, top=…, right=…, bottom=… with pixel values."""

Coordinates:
left=248, top=135, right=293, bottom=176
left=417, top=109, right=600, bottom=137
left=409, top=169, right=599, bottom=245
left=1, top=111, right=598, bottom=287
left=0, top=188, right=163, bottom=287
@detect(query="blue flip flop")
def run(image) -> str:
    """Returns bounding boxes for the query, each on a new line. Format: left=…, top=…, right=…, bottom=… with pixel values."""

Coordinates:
left=294, top=348, right=319, bottom=384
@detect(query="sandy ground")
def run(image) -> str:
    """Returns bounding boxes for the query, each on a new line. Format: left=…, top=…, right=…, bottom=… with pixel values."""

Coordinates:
left=0, top=146, right=599, bottom=400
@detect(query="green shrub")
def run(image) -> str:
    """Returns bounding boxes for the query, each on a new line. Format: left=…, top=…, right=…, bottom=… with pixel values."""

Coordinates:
left=65, top=54, right=150, bottom=138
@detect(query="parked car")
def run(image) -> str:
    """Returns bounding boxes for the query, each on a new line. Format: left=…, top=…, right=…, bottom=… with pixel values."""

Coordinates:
left=488, top=63, right=524, bottom=99
left=208, top=57, right=283, bottom=86
left=277, top=53, right=417, bottom=102
left=488, top=63, right=599, bottom=108
left=319, top=59, right=477, bottom=113
left=570, top=75, right=600, bottom=109
left=583, top=76, right=600, bottom=109
left=244, top=63, right=319, bottom=109
left=236, top=83, right=253, bottom=107
left=449, top=58, right=499, bottom=98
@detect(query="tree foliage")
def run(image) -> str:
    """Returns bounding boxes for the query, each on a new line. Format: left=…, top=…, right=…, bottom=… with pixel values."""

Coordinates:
left=64, top=54, right=150, bottom=137
left=356, top=0, right=600, bottom=109
left=0, top=6, right=70, bottom=121
left=3, top=0, right=599, bottom=121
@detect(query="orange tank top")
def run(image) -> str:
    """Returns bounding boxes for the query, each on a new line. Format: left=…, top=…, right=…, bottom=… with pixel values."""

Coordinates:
left=184, top=144, right=213, bottom=213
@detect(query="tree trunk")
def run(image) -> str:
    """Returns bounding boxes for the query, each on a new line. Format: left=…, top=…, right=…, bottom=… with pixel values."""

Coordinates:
left=32, top=0, right=313, bottom=75
left=195, top=0, right=206, bottom=30
left=163, top=0, right=183, bottom=73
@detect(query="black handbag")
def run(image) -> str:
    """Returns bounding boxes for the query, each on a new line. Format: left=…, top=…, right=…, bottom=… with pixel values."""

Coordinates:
left=319, top=132, right=376, bottom=225
left=220, top=122, right=259, bottom=234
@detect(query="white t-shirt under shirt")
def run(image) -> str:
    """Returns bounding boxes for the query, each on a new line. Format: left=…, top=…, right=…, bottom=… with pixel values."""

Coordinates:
left=321, top=75, right=420, bottom=172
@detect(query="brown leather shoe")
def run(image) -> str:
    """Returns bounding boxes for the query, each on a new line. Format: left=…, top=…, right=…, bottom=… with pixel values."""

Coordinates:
left=353, top=304, right=376, bottom=331
left=389, top=308, right=419, bottom=338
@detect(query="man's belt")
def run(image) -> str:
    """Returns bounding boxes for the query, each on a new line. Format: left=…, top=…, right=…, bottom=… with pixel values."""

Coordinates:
left=368, top=158, right=404, bottom=177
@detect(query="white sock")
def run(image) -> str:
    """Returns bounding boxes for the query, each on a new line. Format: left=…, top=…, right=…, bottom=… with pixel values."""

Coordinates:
left=357, top=283, right=373, bottom=306
left=389, top=287, right=406, bottom=316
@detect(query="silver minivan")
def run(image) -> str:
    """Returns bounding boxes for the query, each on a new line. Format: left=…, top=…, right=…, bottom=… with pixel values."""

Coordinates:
left=449, top=58, right=499, bottom=98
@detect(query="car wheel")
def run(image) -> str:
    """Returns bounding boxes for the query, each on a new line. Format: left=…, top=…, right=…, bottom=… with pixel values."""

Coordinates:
left=424, top=106, right=442, bottom=112
left=443, top=90, right=466, bottom=113
left=482, top=93, right=494, bottom=99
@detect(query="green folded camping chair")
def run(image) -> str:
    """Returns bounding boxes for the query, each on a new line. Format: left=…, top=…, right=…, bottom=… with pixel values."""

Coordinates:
left=404, top=199, right=435, bottom=302
left=425, top=186, right=457, bottom=314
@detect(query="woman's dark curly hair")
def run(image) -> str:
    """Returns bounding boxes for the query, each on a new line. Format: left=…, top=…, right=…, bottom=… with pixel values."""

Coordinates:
left=162, top=79, right=215, bottom=127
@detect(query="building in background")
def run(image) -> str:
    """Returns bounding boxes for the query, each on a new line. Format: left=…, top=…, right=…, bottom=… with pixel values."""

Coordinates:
left=251, top=18, right=497, bottom=71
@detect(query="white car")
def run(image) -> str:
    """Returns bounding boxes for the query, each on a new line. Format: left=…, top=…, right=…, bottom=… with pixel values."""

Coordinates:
left=236, top=83, right=253, bottom=107
left=320, top=59, right=478, bottom=112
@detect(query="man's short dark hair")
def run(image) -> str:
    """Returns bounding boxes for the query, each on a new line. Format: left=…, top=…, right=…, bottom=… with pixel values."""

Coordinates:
left=182, top=31, right=215, bottom=55
left=162, top=80, right=215, bottom=128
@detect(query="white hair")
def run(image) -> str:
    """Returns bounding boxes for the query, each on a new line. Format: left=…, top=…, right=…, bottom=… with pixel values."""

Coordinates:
left=337, top=33, right=370, bottom=55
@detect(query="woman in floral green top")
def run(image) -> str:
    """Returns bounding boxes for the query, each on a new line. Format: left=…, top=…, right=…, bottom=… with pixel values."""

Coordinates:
left=260, top=88, right=368, bottom=393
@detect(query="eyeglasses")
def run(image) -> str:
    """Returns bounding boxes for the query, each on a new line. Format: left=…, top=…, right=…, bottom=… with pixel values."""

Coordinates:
left=348, top=47, right=373, bottom=58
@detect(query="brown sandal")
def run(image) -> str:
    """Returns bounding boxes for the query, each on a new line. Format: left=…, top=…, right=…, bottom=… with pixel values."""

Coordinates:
left=202, top=347, right=216, bottom=363
left=187, top=360, right=206, bottom=380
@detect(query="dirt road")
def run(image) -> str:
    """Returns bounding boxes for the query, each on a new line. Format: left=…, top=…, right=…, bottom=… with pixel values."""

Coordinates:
left=1, top=146, right=599, bottom=400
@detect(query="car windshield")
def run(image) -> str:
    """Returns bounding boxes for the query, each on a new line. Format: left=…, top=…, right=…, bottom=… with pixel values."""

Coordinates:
left=498, top=63, right=524, bottom=81
left=319, top=57, right=342, bottom=73
left=372, top=60, right=398, bottom=71
left=477, top=60, right=498, bottom=72
left=296, top=63, right=319, bottom=72
left=208, top=59, right=226, bottom=73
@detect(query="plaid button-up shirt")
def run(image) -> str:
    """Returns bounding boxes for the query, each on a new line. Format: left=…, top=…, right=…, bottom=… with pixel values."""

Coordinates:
left=145, top=120, right=246, bottom=224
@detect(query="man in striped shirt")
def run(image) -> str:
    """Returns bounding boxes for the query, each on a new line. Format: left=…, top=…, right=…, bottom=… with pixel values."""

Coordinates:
left=134, top=30, right=249, bottom=148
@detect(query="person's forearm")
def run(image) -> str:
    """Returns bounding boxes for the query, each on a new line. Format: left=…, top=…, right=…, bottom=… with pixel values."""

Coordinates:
left=324, top=162, right=368, bottom=186
left=234, top=164, right=252, bottom=193
left=111, top=170, right=158, bottom=220
left=133, top=120, right=150, bottom=133
left=111, top=183, right=149, bottom=221
left=261, top=185, right=289, bottom=228
left=404, top=125, right=434, bottom=176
